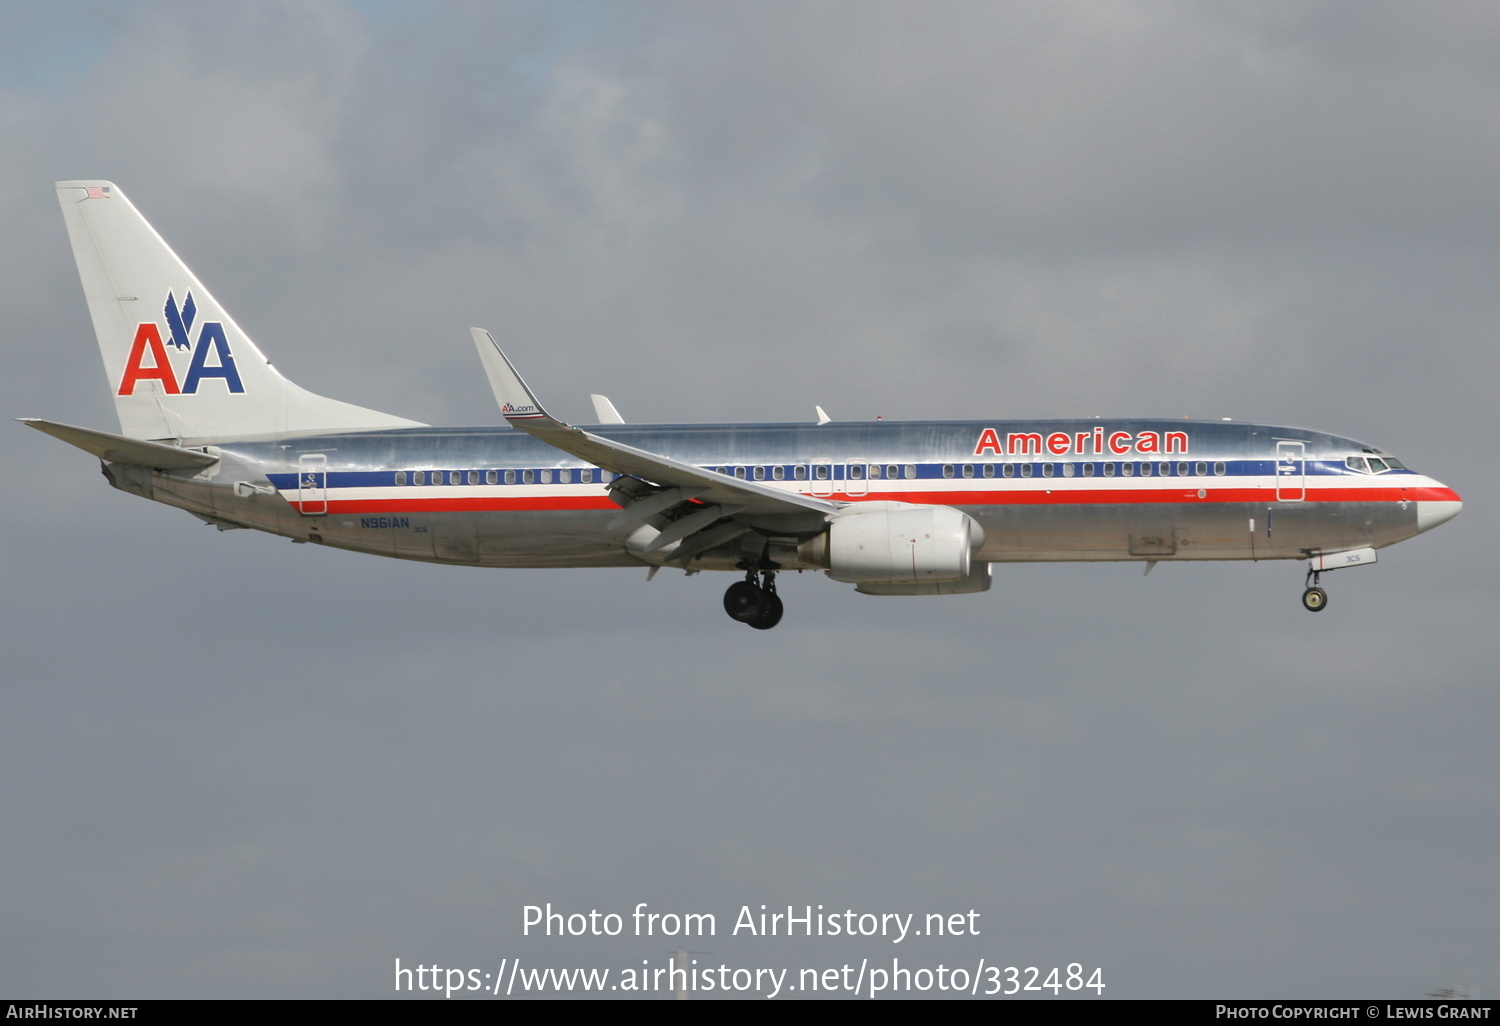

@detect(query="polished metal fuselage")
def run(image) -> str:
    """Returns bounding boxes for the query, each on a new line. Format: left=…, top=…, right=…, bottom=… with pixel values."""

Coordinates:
left=110, top=419, right=1450, bottom=571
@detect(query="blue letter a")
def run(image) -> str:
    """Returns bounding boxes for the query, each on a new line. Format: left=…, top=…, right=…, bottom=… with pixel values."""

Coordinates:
left=182, top=322, right=245, bottom=393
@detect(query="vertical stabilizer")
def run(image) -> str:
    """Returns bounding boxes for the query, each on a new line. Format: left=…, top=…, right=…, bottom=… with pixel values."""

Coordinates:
left=55, top=181, right=424, bottom=441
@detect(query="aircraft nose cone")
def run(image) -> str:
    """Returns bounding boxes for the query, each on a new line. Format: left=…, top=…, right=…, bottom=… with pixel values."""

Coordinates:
left=1416, top=493, right=1462, bottom=533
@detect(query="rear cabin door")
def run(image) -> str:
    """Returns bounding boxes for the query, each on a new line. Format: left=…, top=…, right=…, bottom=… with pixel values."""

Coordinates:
left=297, top=453, right=327, bottom=515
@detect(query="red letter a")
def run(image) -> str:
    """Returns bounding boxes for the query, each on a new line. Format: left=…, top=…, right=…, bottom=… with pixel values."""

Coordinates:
left=118, top=324, right=181, bottom=395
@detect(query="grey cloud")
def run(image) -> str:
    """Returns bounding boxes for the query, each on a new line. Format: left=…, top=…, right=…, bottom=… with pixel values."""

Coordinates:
left=2, top=0, right=1494, bottom=999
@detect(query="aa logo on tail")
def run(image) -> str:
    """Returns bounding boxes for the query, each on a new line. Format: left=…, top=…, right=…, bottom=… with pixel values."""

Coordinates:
left=118, top=291, right=245, bottom=395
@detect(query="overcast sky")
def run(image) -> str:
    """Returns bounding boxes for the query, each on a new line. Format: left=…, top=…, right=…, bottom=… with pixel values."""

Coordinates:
left=2, top=0, right=1496, bottom=999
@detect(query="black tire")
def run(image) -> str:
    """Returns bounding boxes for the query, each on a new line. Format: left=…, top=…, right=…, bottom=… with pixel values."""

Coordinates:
left=748, top=591, right=784, bottom=630
left=1301, top=586, right=1328, bottom=612
left=724, top=580, right=765, bottom=622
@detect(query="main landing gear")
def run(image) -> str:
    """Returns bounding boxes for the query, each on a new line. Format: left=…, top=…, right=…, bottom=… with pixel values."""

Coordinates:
left=724, top=570, right=784, bottom=630
left=1301, top=568, right=1328, bottom=613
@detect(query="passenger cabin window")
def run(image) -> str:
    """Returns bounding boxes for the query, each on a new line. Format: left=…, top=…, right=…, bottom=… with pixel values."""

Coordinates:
left=1002, top=464, right=1014, bottom=478
left=468, top=471, right=479, bottom=485
left=580, top=469, right=593, bottom=483
left=522, top=469, right=534, bottom=484
left=961, top=464, right=974, bottom=478
left=1062, top=463, right=1075, bottom=477
left=1177, top=462, right=1189, bottom=476
left=504, top=470, right=515, bottom=484
left=772, top=466, right=785, bottom=480
left=1042, top=464, right=1054, bottom=478
left=1121, top=463, right=1133, bottom=476
left=849, top=465, right=864, bottom=480
left=942, top=465, right=954, bottom=479
left=1103, top=463, right=1115, bottom=477
left=869, top=465, right=881, bottom=479
left=558, top=469, right=570, bottom=484
left=795, top=466, right=809, bottom=480
left=814, top=465, right=829, bottom=480
left=1195, top=462, right=1207, bottom=476
left=1082, top=463, right=1094, bottom=477
left=735, top=467, right=746, bottom=479
left=540, top=470, right=552, bottom=483
left=904, top=465, right=917, bottom=479
left=983, top=464, right=995, bottom=478
left=1020, top=464, right=1032, bottom=478
left=395, top=471, right=407, bottom=485
left=1214, top=462, right=1226, bottom=476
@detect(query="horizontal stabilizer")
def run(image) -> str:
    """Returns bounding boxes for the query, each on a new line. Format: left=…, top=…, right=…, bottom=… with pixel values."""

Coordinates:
left=19, top=418, right=219, bottom=469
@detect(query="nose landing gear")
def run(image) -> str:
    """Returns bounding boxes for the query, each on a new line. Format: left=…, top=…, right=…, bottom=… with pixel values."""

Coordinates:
left=723, top=570, right=784, bottom=630
left=1302, top=568, right=1328, bottom=612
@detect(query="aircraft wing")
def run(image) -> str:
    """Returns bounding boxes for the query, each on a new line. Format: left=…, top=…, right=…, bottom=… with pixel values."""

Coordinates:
left=471, top=329, right=840, bottom=520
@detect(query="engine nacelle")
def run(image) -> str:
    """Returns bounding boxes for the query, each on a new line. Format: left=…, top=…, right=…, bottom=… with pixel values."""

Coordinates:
left=801, top=503, right=984, bottom=584
left=855, top=563, right=992, bottom=596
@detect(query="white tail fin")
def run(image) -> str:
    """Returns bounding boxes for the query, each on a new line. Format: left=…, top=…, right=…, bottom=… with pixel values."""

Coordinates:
left=55, top=181, right=424, bottom=441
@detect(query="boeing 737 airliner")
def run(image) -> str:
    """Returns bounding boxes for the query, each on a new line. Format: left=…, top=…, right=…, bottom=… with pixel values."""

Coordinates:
left=24, top=182, right=1462, bottom=629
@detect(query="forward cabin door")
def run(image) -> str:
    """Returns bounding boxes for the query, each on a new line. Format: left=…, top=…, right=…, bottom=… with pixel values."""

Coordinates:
left=1275, top=441, right=1305, bottom=502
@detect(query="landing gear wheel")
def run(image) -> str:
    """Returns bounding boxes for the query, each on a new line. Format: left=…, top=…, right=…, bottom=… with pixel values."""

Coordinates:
left=724, top=579, right=765, bottom=623
left=1302, top=586, right=1328, bottom=612
left=748, top=591, right=784, bottom=630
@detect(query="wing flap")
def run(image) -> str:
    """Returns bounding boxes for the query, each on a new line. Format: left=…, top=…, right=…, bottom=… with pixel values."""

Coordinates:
left=668, top=521, right=752, bottom=564
left=644, top=503, right=745, bottom=553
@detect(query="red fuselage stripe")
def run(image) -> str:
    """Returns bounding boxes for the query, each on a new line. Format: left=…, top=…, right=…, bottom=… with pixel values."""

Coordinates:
left=297, top=484, right=1459, bottom=516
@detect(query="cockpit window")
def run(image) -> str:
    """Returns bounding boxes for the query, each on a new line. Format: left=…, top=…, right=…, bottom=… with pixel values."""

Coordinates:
left=1347, top=454, right=1406, bottom=473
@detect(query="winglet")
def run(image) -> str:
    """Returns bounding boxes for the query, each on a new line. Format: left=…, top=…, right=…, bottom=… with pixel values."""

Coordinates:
left=470, top=328, right=569, bottom=430
left=590, top=394, right=625, bottom=424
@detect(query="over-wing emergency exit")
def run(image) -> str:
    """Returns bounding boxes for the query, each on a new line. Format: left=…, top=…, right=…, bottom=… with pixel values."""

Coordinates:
left=24, top=182, right=1462, bottom=629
